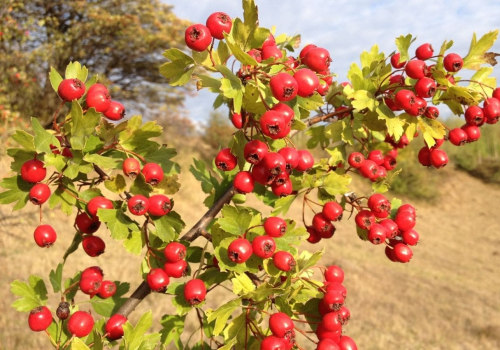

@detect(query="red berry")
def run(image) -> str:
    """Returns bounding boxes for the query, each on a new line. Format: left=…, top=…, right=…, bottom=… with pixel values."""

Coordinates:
left=367, top=193, right=391, bottom=216
left=462, top=124, right=481, bottom=142
left=127, top=195, right=149, bottom=216
left=231, top=112, right=243, bottom=128
left=34, top=224, right=57, bottom=247
left=251, top=161, right=274, bottom=185
left=317, top=338, right=341, bottom=350
left=272, top=251, right=295, bottom=272
left=28, top=306, right=53, bottom=332
left=358, top=160, right=378, bottom=180
left=82, top=235, right=106, bottom=257
left=443, top=53, right=463, bottom=72
left=81, top=266, right=103, bottom=281
left=263, top=152, right=287, bottom=175
left=306, top=226, right=322, bottom=243
left=394, top=89, right=416, bottom=110
left=395, top=211, right=416, bottom=232
left=272, top=103, right=295, bottom=123
left=312, top=212, right=334, bottom=236
left=260, top=110, right=287, bottom=139
left=294, top=68, right=319, bottom=97
left=383, top=155, right=397, bottom=171
left=424, top=106, right=439, bottom=119
left=184, top=279, right=206, bottom=305
left=368, top=223, right=387, bottom=244
left=271, top=176, right=293, bottom=197
left=148, top=194, right=172, bottom=216
left=414, top=77, right=436, bottom=98
left=348, top=152, right=364, bottom=168
left=270, top=73, right=298, bottom=101
left=322, top=201, right=343, bottom=222
left=247, top=49, right=262, bottom=63
left=147, top=268, right=169, bottom=292
left=228, top=238, right=252, bottom=263
left=405, top=96, right=427, bottom=116
left=296, top=150, right=314, bottom=172
left=398, top=204, right=416, bottom=216
left=380, top=219, right=399, bottom=239
left=29, top=183, right=51, bottom=205
left=141, top=163, right=164, bottom=185
left=393, top=243, right=413, bottom=263
left=75, top=212, right=101, bottom=234
left=483, top=97, right=500, bottom=124
left=278, top=147, right=299, bottom=171
left=164, top=241, right=186, bottom=262
left=321, top=311, right=342, bottom=332
left=105, top=314, right=127, bottom=340
left=215, top=148, right=237, bottom=171
left=299, top=44, right=317, bottom=61
left=122, top=158, right=141, bottom=177
left=86, top=88, right=111, bottom=113
left=58, top=78, right=86, bottom=102
left=402, top=229, right=420, bottom=246
left=87, top=196, right=113, bottom=217
left=367, top=150, right=384, bottom=166
left=418, top=147, right=432, bottom=166
left=67, top=311, right=94, bottom=338
left=303, top=47, right=331, bottom=72
left=405, top=59, right=427, bottom=79
left=325, top=265, right=344, bottom=283
left=264, top=216, right=287, bottom=237
left=269, top=312, right=294, bottom=338
left=206, top=12, right=232, bottom=40
left=185, top=24, right=212, bottom=51
left=464, top=105, right=484, bottom=126
left=233, top=171, right=254, bottom=193
left=79, top=276, right=101, bottom=295
left=103, top=100, right=125, bottom=121
left=164, top=260, right=189, bottom=278
left=415, top=43, right=434, bottom=60
left=354, top=210, right=376, bottom=230
left=390, top=52, right=406, bottom=69
left=322, top=290, right=345, bottom=311
left=21, top=159, right=46, bottom=183
left=260, top=336, right=288, bottom=350
left=339, top=335, right=358, bottom=350
left=261, top=45, right=283, bottom=61
left=448, top=128, right=468, bottom=146
left=429, top=148, right=448, bottom=168
left=252, top=235, right=276, bottom=259
left=98, top=280, right=117, bottom=298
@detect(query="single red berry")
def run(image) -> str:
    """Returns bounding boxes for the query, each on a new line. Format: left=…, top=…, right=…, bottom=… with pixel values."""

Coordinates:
left=105, top=314, right=127, bottom=340
left=483, top=97, right=500, bottom=124
left=231, top=112, right=243, bottom=129
left=148, top=194, right=172, bottom=216
left=103, top=100, right=125, bottom=121
left=58, top=78, right=86, bottom=102
left=206, top=12, right=232, bottom=40
left=415, top=43, right=434, bottom=60
left=402, top=229, right=420, bottom=246
left=443, top=53, right=463, bottom=72
left=322, top=290, right=345, bottom=311
left=358, top=160, right=378, bottom=180
left=395, top=211, right=416, bottom=232
left=75, top=212, right=101, bottom=234
left=87, top=196, right=113, bottom=218
left=296, top=149, right=314, bottom=172
left=405, top=59, right=427, bottom=79
left=185, top=24, right=212, bottom=51
left=251, top=161, right=274, bottom=185
left=317, top=79, right=330, bottom=96
left=367, top=193, right=391, bottom=216
left=366, top=150, right=383, bottom=166
left=312, top=212, right=334, bottom=237
left=339, top=335, right=358, bottom=350
left=278, top=147, right=299, bottom=171
left=184, top=279, right=207, bottom=305
left=228, top=238, right=253, bottom=263
left=354, top=210, right=376, bottom=230
left=261, top=34, right=276, bottom=49
left=260, top=336, right=288, bottom=350
left=316, top=323, right=341, bottom=343
left=306, top=226, right=322, bottom=243
left=322, top=201, right=343, bottom=222
left=380, top=218, right=399, bottom=239
left=252, top=235, right=276, bottom=259
left=260, top=110, right=287, bottom=139
left=264, top=216, right=287, bottom=237
left=383, top=155, right=397, bottom=171
left=394, top=89, right=416, bottom=110
left=393, top=243, right=413, bottom=263
left=424, top=106, right=439, bottom=119
left=303, top=47, right=331, bottom=72
left=29, top=183, right=51, bottom=205
left=164, top=259, right=189, bottom=278
left=272, top=251, right=295, bottom=272
left=398, top=204, right=416, bottom=216
left=263, top=152, right=287, bottom=175
left=86, top=88, right=111, bottom=113
left=215, top=148, right=237, bottom=171
left=261, top=45, right=283, bottom=61
left=82, top=235, right=106, bottom=257
left=294, top=68, right=319, bottom=97
left=21, top=159, right=46, bottom=183
left=28, top=306, right=53, bottom=332
left=67, top=311, right=94, bottom=338
left=429, top=148, right=448, bottom=168
left=98, top=280, right=117, bottom=298
left=247, top=49, right=262, bottom=63
left=405, top=96, right=427, bottom=116
left=56, top=302, right=70, bottom=320
left=448, top=128, right=468, bottom=146
left=317, top=338, right=341, bottom=350
left=390, top=52, right=406, bottom=69
left=147, top=268, right=169, bottom=292
left=269, top=312, right=294, bottom=338
left=348, top=152, right=364, bottom=168
left=79, top=276, right=102, bottom=295
left=127, top=195, right=149, bottom=216
left=122, top=158, right=141, bottom=177
left=324, top=265, right=344, bottom=284
left=464, top=105, right=484, bottom=126
left=141, top=163, right=164, bottom=185
left=321, top=311, right=342, bottom=333
left=233, top=171, right=254, bottom=193
left=164, top=242, right=186, bottom=262
left=337, top=306, right=351, bottom=325
left=34, top=224, right=57, bottom=247
left=272, top=102, right=295, bottom=123
left=271, top=175, right=293, bottom=197
left=299, top=44, right=317, bottom=62
left=414, top=77, right=436, bottom=98
left=368, top=223, right=388, bottom=244
left=418, top=146, right=432, bottom=166
left=462, top=124, right=481, bottom=142
left=81, top=266, right=103, bottom=281
left=270, top=73, right=298, bottom=102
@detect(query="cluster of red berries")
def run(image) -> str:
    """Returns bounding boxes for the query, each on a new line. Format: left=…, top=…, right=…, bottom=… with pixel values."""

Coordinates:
left=347, top=148, right=398, bottom=182
left=79, top=266, right=117, bottom=299
left=355, top=193, right=417, bottom=263
left=58, top=80, right=125, bottom=121
left=184, top=12, right=233, bottom=51
left=123, top=158, right=166, bottom=186
left=307, top=201, right=344, bottom=243
left=260, top=312, right=296, bottom=349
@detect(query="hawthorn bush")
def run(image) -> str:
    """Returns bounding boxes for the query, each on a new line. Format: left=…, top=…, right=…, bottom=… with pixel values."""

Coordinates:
left=2, top=1, right=499, bottom=349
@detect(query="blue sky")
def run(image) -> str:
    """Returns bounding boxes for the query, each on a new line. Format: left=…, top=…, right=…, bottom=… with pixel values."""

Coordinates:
left=164, top=0, right=500, bottom=123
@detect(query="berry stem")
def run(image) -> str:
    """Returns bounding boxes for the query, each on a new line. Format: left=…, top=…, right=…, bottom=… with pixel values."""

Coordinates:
left=52, top=100, right=65, bottom=133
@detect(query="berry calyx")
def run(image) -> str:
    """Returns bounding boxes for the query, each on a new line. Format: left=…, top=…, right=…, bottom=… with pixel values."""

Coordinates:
left=184, top=279, right=207, bottom=305
left=58, top=78, right=86, bottom=102
left=28, top=306, right=53, bottom=332
left=67, top=311, right=94, bottom=338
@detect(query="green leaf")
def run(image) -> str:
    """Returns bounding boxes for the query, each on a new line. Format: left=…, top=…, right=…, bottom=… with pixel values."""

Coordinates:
left=10, top=130, right=35, bottom=151
left=232, top=272, right=256, bottom=295
left=146, top=146, right=179, bottom=176
left=122, top=311, right=161, bottom=350
left=468, top=67, right=497, bottom=94
left=377, top=105, right=405, bottom=140
left=220, top=77, right=244, bottom=113
left=49, top=185, right=77, bottom=216
left=243, top=0, right=258, bottom=33
left=160, top=48, right=196, bottom=86
left=98, top=209, right=139, bottom=240
left=463, top=30, right=499, bottom=70
left=349, top=90, right=378, bottom=112
left=90, top=282, right=129, bottom=317
left=160, top=314, right=185, bottom=348
left=297, top=93, right=324, bottom=112
left=65, top=61, right=88, bottom=82
left=32, top=117, right=58, bottom=154
left=167, top=282, right=193, bottom=316
left=63, top=234, right=83, bottom=261
left=71, top=338, right=90, bottom=350
left=321, top=172, right=351, bottom=196
left=0, top=175, right=31, bottom=210
left=70, top=103, right=101, bottom=150
left=206, top=298, right=241, bottom=336
left=49, top=67, right=63, bottom=93
left=123, top=230, right=144, bottom=255
left=395, top=34, right=415, bottom=62
left=217, top=205, right=259, bottom=236
left=49, top=263, right=64, bottom=293
left=196, top=74, right=222, bottom=92
left=83, top=154, right=121, bottom=170
left=119, top=116, right=163, bottom=155
left=225, top=35, right=258, bottom=65
left=10, top=276, right=48, bottom=312
left=271, top=194, right=297, bottom=216
left=104, top=175, right=127, bottom=194
left=151, top=211, right=185, bottom=243
left=297, top=250, right=323, bottom=273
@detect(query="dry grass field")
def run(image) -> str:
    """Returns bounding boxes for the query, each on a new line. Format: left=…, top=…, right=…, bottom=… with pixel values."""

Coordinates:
left=0, top=156, right=499, bottom=349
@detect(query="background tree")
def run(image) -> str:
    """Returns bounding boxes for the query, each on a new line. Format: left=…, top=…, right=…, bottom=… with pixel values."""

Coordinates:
left=0, top=0, right=190, bottom=124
